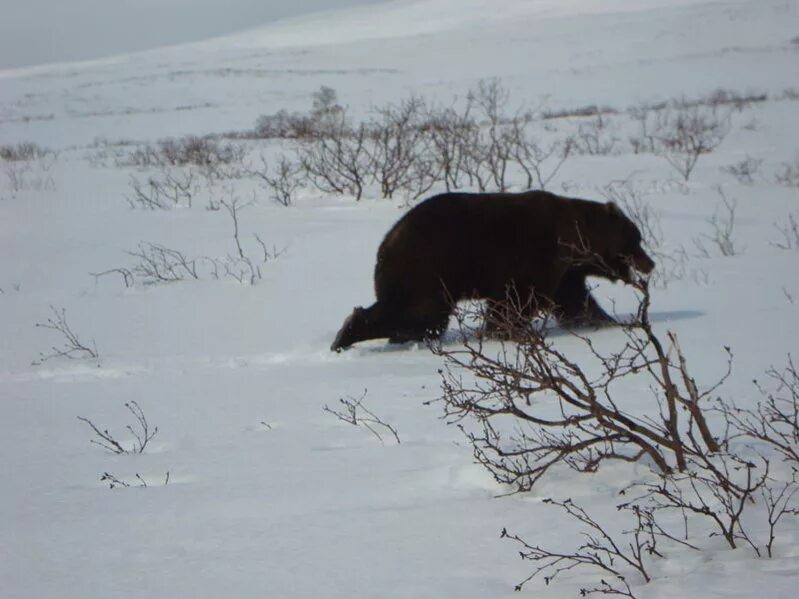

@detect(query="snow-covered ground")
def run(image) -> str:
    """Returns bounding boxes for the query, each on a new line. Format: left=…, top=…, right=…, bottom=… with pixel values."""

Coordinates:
left=1, top=1, right=798, bottom=597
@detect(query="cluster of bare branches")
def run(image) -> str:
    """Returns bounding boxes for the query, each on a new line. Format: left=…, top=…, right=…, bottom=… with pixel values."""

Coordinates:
left=295, top=80, right=575, bottom=200
left=300, top=121, right=372, bottom=201
left=364, top=95, right=437, bottom=199
left=249, top=85, right=345, bottom=140
left=0, top=141, right=54, bottom=162
left=33, top=306, right=99, bottom=364
left=776, top=154, right=799, bottom=188
left=126, top=169, right=196, bottom=209
left=503, top=499, right=664, bottom=597
left=214, top=195, right=283, bottom=284
left=246, top=153, right=304, bottom=206
left=123, top=135, right=245, bottom=170
left=574, top=112, right=620, bottom=156
left=722, top=155, right=763, bottom=184
left=96, top=194, right=283, bottom=287
left=772, top=212, right=799, bottom=250
left=114, top=238, right=281, bottom=287
left=101, top=471, right=170, bottom=489
left=109, top=83, right=752, bottom=209
left=434, top=281, right=730, bottom=489
left=694, top=187, right=742, bottom=257
left=77, top=402, right=169, bottom=490
left=127, top=242, right=201, bottom=283
left=627, top=101, right=731, bottom=180
left=432, top=278, right=799, bottom=595
left=78, top=401, right=158, bottom=454
left=324, top=389, right=400, bottom=445
left=3, top=145, right=57, bottom=192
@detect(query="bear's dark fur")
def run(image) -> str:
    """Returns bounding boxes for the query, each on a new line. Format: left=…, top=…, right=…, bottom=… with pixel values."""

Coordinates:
left=331, top=190, right=654, bottom=351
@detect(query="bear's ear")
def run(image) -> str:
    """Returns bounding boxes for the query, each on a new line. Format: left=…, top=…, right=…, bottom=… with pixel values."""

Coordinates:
left=605, top=201, right=623, bottom=216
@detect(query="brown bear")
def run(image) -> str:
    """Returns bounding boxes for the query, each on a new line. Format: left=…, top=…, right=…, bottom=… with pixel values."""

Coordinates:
left=331, top=190, right=654, bottom=351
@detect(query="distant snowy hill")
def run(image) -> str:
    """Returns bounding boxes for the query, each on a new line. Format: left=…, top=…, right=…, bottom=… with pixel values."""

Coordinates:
left=0, top=0, right=386, bottom=69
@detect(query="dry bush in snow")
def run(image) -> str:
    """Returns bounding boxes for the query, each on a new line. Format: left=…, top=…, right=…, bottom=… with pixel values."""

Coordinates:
left=300, top=121, right=371, bottom=201
left=699, top=187, right=742, bottom=257
left=722, top=155, right=763, bottom=184
left=324, top=389, right=400, bottom=445
left=772, top=212, right=799, bottom=251
left=573, top=112, right=620, bottom=156
left=78, top=401, right=158, bottom=454
left=652, top=103, right=731, bottom=181
left=776, top=154, right=799, bottom=188
left=365, top=95, right=437, bottom=200
left=33, top=306, right=99, bottom=364
left=432, top=279, right=799, bottom=595
left=3, top=145, right=57, bottom=192
left=126, top=168, right=197, bottom=209
left=101, top=471, right=170, bottom=489
left=251, top=86, right=346, bottom=140
left=0, top=142, right=54, bottom=162
left=123, top=135, right=245, bottom=173
left=247, top=153, right=304, bottom=207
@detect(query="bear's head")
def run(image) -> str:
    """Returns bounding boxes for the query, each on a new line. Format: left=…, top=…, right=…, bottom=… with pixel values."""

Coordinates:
left=331, top=306, right=369, bottom=352
left=602, top=202, right=655, bottom=283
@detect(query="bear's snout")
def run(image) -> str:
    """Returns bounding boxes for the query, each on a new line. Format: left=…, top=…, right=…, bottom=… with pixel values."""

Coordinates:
left=633, top=251, right=655, bottom=275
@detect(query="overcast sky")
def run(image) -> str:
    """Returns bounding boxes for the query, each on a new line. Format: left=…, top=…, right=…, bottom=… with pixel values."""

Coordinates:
left=0, top=0, right=386, bottom=69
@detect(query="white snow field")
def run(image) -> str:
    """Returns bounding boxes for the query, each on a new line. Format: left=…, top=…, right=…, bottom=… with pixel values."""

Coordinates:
left=1, top=0, right=798, bottom=597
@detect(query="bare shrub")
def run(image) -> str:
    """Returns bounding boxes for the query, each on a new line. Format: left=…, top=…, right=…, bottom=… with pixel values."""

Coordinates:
left=722, top=155, right=763, bottom=184
left=117, top=196, right=281, bottom=287
left=4, top=153, right=56, bottom=192
left=781, top=88, right=799, bottom=101
left=34, top=306, right=99, bottom=364
left=252, top=86, right=345, bottom=140
left=254, top=109, right=317, bottom=139
left=365, top=95, right=437, bottom=200
left=772, top=212, right=799, bottom=250
left=542, top=105, right=619, bottom=120
left=124, top=135, right=245, bottom=170
left=702, top=88, right=768, bottom=111
left=247, top=153, right=303, bottom=206
left=573, top=112, right=620, bottom=156
left=467, top=79, right=519, bottom=191
left=653, top=103, right=731, bottom=181
left=503, top=498, right=659, bottom=596
left=433, top=282, right=730, bottom=489
left=776, top=154, right=799, bottom=188
left=0, top=142, right=54, bottom=161
left=4, top=162, right=32, bottom=192
left=701, top=187, right=741, bottom=257
left=433, top=278, right=799, bottom=593
left=628, top=104, right=661, bottom=154
left=128, top=242, right=201, bottom=284
left=422, top=102, right=478, bottom=192
left=101, top=471, right=170, bottom=489
left=721, top=357, right=799, bottom=465
left=215, top=195, right=278, bottom=284
left=126, top=169, right=196, bottom=209
left=324, top=389, right=400, bottom=445
left=91, top=267, right=135, bottom=288
left=78, top=401, right=158, bottom=454
left=300, top=121, right=371, bottom=200
left=509, top=129, right=573, bottom=191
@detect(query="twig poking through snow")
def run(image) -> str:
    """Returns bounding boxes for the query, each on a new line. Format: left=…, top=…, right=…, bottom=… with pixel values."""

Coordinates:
left=324, top=389, right=400, bottom=445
